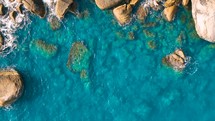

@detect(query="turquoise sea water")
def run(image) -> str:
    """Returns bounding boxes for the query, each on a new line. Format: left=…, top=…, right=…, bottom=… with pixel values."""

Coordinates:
left=1, top=1, right=215, bottom=121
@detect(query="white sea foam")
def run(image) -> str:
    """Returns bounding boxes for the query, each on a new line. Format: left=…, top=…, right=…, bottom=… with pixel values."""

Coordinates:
left=0, top=0, right=31, bottom=56
left=42, top=0, right=57, bottom=22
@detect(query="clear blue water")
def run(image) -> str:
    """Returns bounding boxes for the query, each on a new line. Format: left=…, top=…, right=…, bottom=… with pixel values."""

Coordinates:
left=1, top=1, right=215, bottom=121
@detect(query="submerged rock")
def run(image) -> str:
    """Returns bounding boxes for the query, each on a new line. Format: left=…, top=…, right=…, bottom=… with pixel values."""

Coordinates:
left=30, top=40, right=57, bottom=58
left=0, top=69, right=23, bottom=107
left=22, top=0, right=46, bottom=18
left=49, top=16, right=61, bottom=30
left=68, top=1, right=78, bottom=16
left=113, top=4, right=132, bottom=25
left=95, top=0, right=123, bottom=10
left=191, top=0, right=215, bottom=42
left=67, top=42, right=91, bottom=73
left=162, top=49, right=187, bottom=71
left=163, top=5, right=177, bottom=22
left=55, top=0, right=74, bottom=19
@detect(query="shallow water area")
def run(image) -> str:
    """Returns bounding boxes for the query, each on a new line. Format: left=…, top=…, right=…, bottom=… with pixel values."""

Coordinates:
left=1, top=0, right=215, bottom=121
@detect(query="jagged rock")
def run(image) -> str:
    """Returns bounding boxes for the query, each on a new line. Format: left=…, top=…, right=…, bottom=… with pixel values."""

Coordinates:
left=95, top=0, right=123, bottom=10
left=55, top=0, right=73, bottom=19
left=0, top=4, right=4, bottom=16
left=162, top=49, right=186, bottom=70
left=129, top=0, right=139, bottom=6
left=191, top=0, right=215, bottom=42
left=9, top=11, right=17, bottom=22
left=164, top=0, right=181, bottom=7
left=136, top=5, right=148, bottom=22
left=0, top=69, right=23, bottom=107
left=113, top=4, right=132, bottom=25
left=22, top=0, right=46, bottom=18
left=182, top=0, right=189, bottom=6
left=163, top=5, right=177, bottom=22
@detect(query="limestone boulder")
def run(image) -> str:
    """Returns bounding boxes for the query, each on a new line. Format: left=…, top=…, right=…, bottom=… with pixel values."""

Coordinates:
left=0, top=69, right=23, bottom=107
left=113, top=4, right=132, bottom=25
left=191, top=0, right=215, bottom=42
left=55, top=0, right=73, bottom=19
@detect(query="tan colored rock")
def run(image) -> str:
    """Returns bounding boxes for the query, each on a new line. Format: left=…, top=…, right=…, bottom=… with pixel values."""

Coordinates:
left=9, top=11, right=17, bottom=22
left=95, top=0, right=123, bottom=10
left=55, top=0, right=74, bottom=19
left=163, top=5, right=177, bottom=22
left=0, top=69, right=23, bottom=107
left=129, top=0, right=139, bottom=6
left=191, top=0, right=215, bottom=42
left=164, top=0, right=181, bottom=7
left=113, top=4, right=132, bottom=25
left=162, top=49, right=186, bottom=71
left=22, top=0, right=46, bottom=18
left=0, top=4, right=4, bottom=16
left=136, top=5, right=148, bottom=22
left=182, top=0, right=189, bottom=6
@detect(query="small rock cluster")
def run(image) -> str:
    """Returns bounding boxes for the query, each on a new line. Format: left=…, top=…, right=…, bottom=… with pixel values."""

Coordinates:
left=162, top=49, right=187, bottom=71
left=95, top=0, right=139, bottom=25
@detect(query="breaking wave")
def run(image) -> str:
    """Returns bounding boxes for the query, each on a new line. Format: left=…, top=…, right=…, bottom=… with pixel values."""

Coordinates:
left=0, top=0, right=31, bottom=56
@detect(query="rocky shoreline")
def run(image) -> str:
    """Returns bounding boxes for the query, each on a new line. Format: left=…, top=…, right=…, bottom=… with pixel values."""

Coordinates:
left=0, top=0, right=214, bottom=107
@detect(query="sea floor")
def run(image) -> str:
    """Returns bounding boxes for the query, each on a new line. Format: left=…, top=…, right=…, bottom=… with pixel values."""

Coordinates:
left=1, top=0, right=215, bottom=121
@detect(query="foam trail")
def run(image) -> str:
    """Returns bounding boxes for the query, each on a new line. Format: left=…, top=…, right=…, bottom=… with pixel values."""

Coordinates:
left=0, top=0, right=31, bottom=56
left=42, top=0, right=58, bottom=21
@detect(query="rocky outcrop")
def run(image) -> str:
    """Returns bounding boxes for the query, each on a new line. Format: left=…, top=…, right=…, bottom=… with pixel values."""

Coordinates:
left=163, top=5, right=177, bottom=22
left=162, top=49, right=187, bottom=71
left=191, top=0, right=215, bottom=42
left=49, top=16, right=61, bottom=30
left=113, top=4, right=132, bottom=25
left=95, top=0, right=123, bottom=10
left=55, top=0, right=73, bottom=19
left=0, top=69, right=23, bottom=107
left=22, top=0, right=46, bottom=18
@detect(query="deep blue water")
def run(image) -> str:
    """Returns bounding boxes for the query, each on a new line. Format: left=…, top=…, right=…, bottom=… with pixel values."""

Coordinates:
left=1, top=0, right=215, bottom=121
